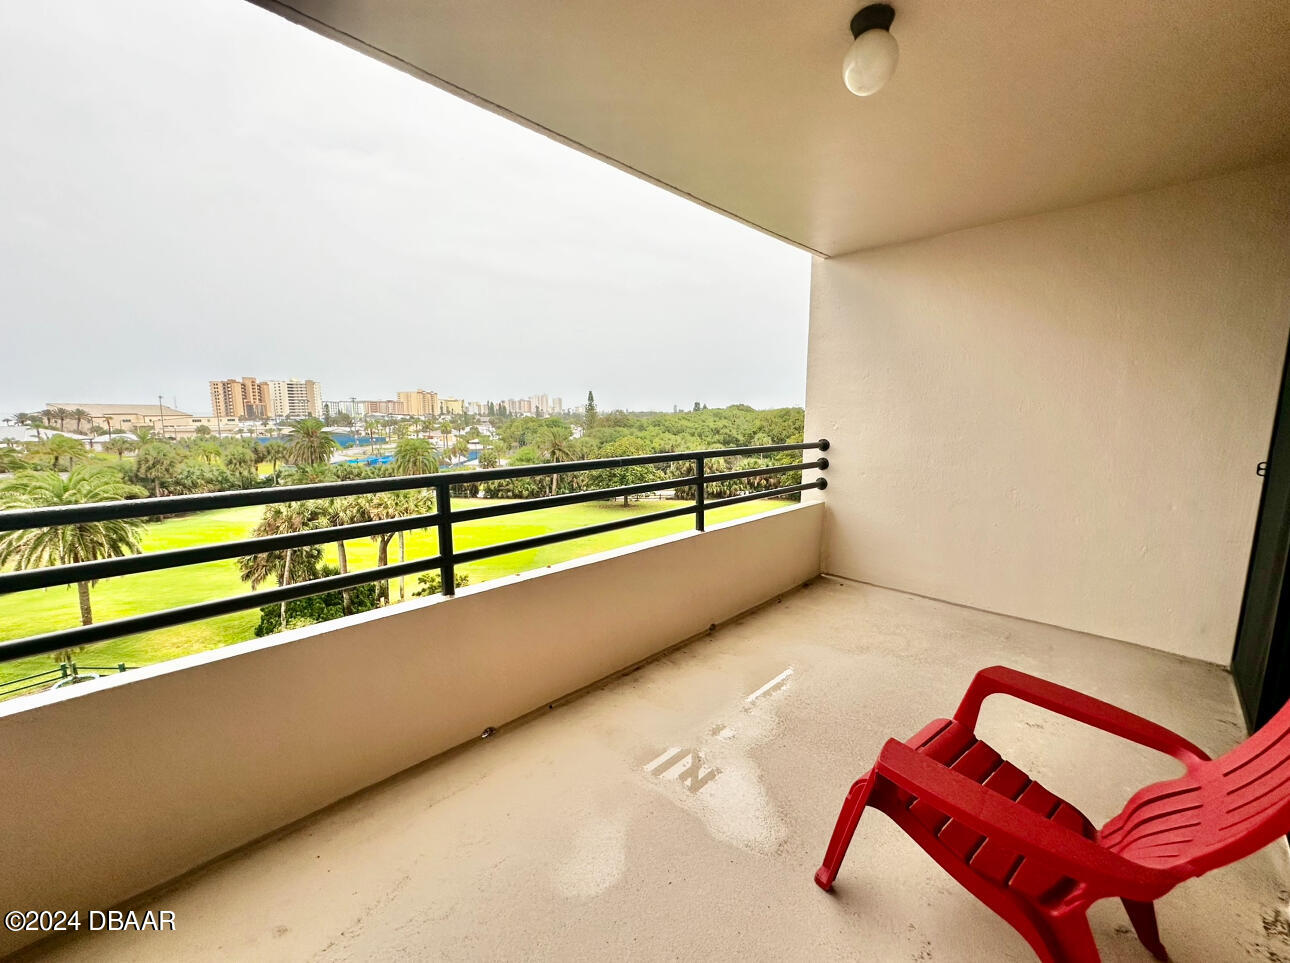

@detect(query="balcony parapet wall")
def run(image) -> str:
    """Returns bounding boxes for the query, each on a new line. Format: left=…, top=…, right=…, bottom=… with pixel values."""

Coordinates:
left=0, top=502, right=822, bottom=956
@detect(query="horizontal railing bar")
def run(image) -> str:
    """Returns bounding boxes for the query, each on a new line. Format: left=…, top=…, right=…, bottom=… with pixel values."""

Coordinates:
left=1, top=668, right=64, bottom=684
left=1, top=677, right=72, bottom=695
left=0, top=475, right=443, bottom=532
left=452, top=504, right=699, bottom=566
left=0, top=441, right=828, bottom=531
left=703, top=459, right=826, bottom=485
left=453, top=475, right=699, bottom=523
left=463, top=441, right=826, bottom=487
left=704, top=479, right=826, bottom=512
left=0, top=512, right=443, bottom=595
left=0, top=554, right=446, bottom=663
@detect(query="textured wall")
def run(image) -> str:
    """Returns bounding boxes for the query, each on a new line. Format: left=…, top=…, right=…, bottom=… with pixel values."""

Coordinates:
left=805, top=163, right=1290, bottom=663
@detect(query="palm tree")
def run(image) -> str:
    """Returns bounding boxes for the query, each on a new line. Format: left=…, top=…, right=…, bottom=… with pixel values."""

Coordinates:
left=360, top=491, right=431, bottom=604
left=134, top=442, right=180, bottom=497
left=70, top=408, right=91, bottom=434
left=321, top=497, right=369, bottom=615
left=478, top=448, right=500, bottom=470
left=193, top=440, right=222, bottom=465
left=264, top=440, right=287, bottom=483
left=279, top=463, right=333, bottom=486
left=47, top=407, right=71, bottom=431
left=40, top=434, right=87, bottom=471
left=287, top=418, right=338, bottom=467
left=0, top=447, right=27, bottom=474
left=224, top=443, right=256, bottom=485
left=451, top=437, right=470, bottom=465
left=238, top=501, right=327, bottom=630
left=104, top=437, right=136, bottom=460
left=537, top=427, right=573, bottom=494
left=132, top=424, right=156, bottom=444
left=393, top=438, right=438, bottom=476
left=0, top=467, right=147, bottom=662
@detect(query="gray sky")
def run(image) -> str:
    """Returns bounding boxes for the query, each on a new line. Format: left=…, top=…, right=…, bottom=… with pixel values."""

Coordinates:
left=0, top=0, right=810, bottom=417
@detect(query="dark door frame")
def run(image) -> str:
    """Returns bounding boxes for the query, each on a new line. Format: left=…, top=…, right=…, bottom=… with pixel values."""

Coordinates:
left=1232, top=339, right=1290, bottom=732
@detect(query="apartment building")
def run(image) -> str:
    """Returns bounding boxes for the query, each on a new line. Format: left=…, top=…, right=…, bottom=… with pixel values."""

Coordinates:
left=261, top=379, right=323, bottom=419
left=363, top=399, right=408, bottom=415
left=438, top=397, right=464, bottom=416
left=209, top=377, right=269, bottom=420
left=397, top=389, right=439, bottom=418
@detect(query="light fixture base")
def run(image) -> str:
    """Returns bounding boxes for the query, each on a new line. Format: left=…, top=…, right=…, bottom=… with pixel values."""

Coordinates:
left=850, top=3, right=895, bottom=39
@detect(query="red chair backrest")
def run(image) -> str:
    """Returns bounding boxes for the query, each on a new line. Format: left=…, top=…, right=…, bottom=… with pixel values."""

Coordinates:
left=1101, top=700, right=1290, bottom=877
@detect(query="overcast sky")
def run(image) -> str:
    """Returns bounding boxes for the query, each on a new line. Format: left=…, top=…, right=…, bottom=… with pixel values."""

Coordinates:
left=0, top=0, right=810, bottom=417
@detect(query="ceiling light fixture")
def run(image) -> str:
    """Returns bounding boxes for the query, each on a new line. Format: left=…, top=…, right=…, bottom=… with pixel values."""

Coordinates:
left=843, top=4, right=898, bottom=97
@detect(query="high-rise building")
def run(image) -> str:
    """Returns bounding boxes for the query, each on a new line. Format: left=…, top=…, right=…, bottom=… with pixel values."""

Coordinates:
left=265, top=379, right=323, bottom=419
left=305, top=380, right=322, bottom=418
left=324, top=400, right=369, bottom=418
left=211, top=377, right=317, bottom=419
left=209, top=377, right=269, bottom=420
left=439, top=398, right=464, bottom=416
left=363, top=400, right=407, bottom=415
left=209, top=380, right=242, bottom=420
left=398, top=390, right=439, bottom=418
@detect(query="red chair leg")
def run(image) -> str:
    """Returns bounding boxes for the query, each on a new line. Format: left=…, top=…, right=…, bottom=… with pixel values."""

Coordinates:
left=815, top=774, right=874, bottom=891
left=1121, top=899, right=1168, bottom=961
left=1035, top=909, right=1101, bottom=963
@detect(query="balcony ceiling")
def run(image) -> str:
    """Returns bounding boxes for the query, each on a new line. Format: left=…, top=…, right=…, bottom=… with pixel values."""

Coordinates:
left=253, top=0, right=1290, bottom=256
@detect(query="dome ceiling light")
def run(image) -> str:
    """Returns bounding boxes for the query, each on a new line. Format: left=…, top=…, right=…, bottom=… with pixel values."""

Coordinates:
left=843, top=4, right=899, bottom=97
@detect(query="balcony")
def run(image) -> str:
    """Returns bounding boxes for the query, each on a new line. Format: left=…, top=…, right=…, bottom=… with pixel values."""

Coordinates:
left=12, top=578, right=1287, bottom=961
left=5, top=0, right=1290, bottom=959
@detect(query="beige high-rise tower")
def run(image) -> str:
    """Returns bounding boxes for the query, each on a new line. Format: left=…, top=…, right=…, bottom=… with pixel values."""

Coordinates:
left=398, top=390, right=440, bottom=418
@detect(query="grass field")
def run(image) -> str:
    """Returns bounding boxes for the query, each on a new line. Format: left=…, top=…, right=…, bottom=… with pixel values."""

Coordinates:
left=0, top=496, right=782, bottom=691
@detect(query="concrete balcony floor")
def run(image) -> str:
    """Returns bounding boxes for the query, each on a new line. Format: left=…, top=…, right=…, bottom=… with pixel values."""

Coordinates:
left=25, top=578, right=1290, bottom=961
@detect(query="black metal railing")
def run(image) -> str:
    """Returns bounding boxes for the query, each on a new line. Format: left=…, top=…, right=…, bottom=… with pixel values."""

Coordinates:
left=0, top=441, right=829, bottom=664
left=0, top=662, right=132, bottom=697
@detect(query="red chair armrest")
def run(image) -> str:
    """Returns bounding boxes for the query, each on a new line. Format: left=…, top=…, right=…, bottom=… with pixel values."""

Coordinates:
left=954, top=666, right=1210, bottom=768
left=874, top=740, right=1168, bottom=900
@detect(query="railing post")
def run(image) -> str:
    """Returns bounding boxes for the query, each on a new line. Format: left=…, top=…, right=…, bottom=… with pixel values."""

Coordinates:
left=436, top=480, right=456, bottom=596
left=695, top=456, right=705, bottom=532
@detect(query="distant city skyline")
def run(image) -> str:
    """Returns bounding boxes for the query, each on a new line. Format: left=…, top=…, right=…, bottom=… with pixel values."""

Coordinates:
left=0, top=0, right=810, bottom=417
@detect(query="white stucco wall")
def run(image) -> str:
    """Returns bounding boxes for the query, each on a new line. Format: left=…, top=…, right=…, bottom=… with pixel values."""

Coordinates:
left=0, top=503, right=822, bottom=956
left=805, top=163, right=1290, bottom=664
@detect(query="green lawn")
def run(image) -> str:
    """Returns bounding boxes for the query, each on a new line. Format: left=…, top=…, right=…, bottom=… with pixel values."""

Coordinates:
left=0, top=496, right=783, bottom=691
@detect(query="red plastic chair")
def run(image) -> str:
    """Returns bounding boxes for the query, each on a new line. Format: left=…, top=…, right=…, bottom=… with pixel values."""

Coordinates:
left=815, top=665, right=1290, bottom=962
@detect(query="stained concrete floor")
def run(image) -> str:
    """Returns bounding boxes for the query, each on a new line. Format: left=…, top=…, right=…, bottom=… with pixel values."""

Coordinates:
left=23, top=578, right=1290, bottom=961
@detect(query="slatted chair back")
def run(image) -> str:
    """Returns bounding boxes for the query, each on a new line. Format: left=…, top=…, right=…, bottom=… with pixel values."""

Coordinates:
left=1101, top=699, right=1290, bottom=877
